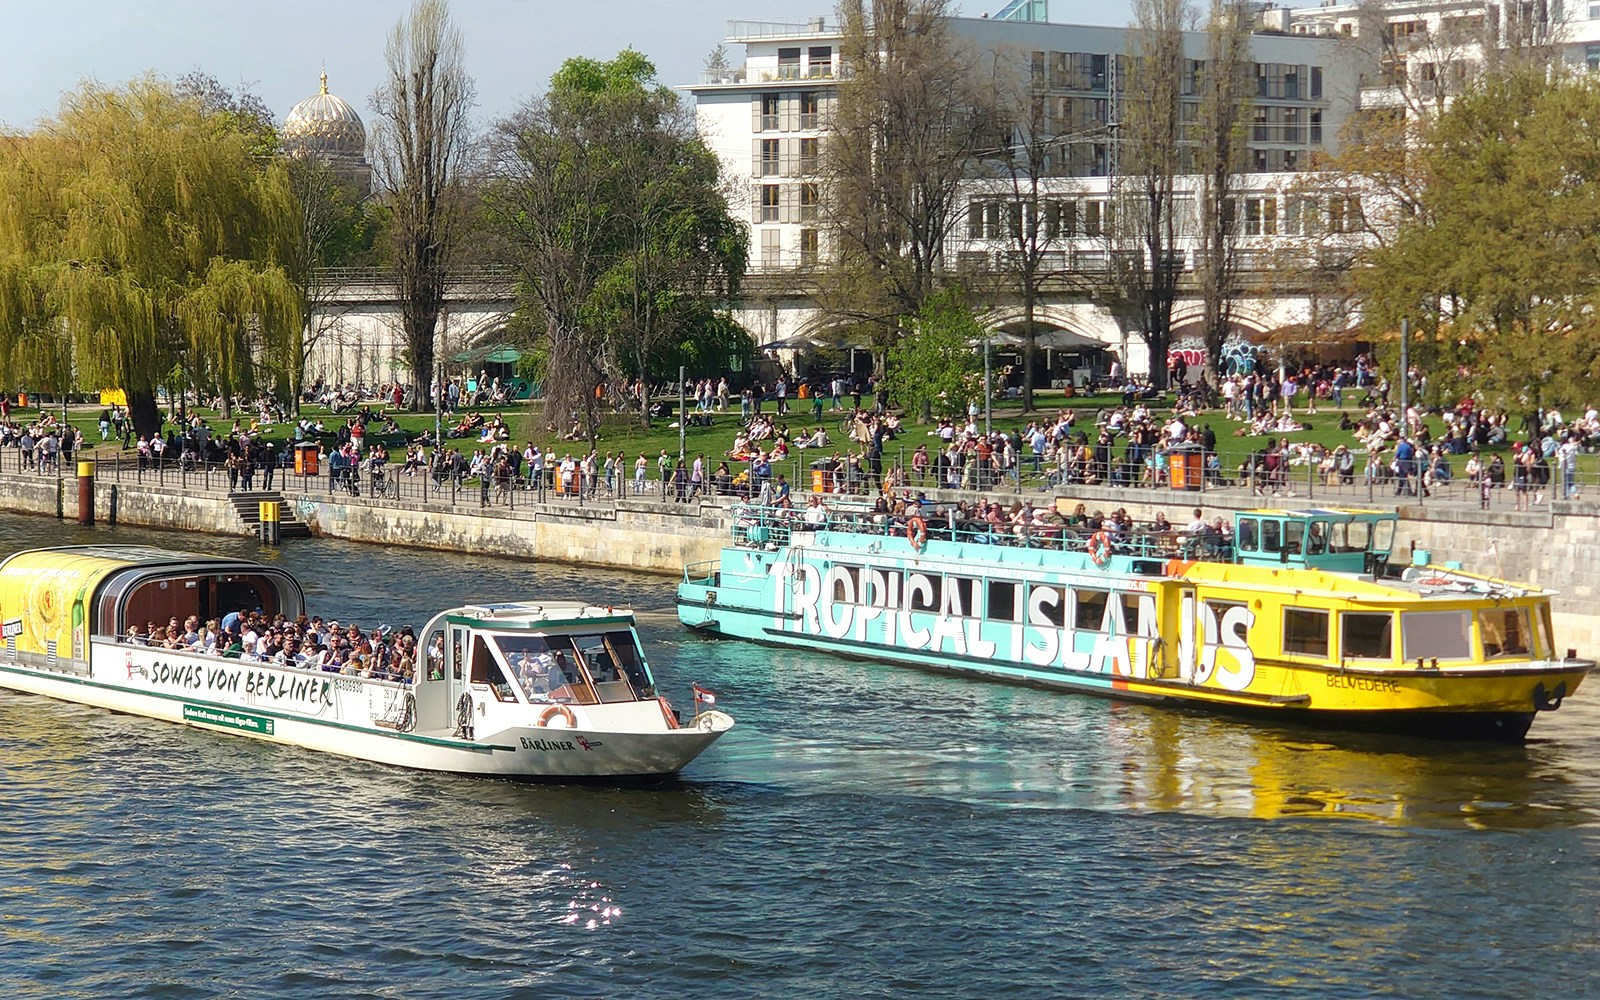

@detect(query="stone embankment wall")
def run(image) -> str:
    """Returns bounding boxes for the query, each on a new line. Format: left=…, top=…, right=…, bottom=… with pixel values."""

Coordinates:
left=3, top=470, right=1596, bottom=652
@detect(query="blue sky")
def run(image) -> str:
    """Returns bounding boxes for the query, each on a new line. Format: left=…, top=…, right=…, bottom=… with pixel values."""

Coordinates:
left=0, top=0, right=1078, bottom=132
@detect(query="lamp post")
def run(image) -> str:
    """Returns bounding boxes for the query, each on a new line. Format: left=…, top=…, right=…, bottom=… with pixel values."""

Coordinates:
left=983, top=328, right=993, bottom=439
left=1398, top=317, right=1410, bottom=420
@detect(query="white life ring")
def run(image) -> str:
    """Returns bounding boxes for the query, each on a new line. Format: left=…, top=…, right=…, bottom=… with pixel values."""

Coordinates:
left=538, top=704, right=578, bottom=728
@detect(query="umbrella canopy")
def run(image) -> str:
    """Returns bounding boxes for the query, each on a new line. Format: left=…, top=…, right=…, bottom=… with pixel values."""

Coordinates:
left=451, top=342, right=525, bottom=365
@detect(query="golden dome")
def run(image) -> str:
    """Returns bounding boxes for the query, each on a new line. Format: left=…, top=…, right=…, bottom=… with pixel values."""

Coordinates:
left=283, top=71, right=366, bottom=159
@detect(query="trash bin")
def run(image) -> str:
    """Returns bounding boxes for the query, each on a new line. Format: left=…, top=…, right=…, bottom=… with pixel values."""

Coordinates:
left=811, top=469, right=826, bottom=493
left=294, top=442, right=320, bottom=476
left=1169, top=448, right=1203, bottom=491
left=16, top=392, right=27, bottom=408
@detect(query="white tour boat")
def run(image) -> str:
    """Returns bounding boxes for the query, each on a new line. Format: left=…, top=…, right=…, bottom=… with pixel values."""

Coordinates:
left=0, top=545, right=733, bottom=780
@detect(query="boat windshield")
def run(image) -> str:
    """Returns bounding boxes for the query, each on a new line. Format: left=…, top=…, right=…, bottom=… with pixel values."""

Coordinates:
left=571, top=632, right=652, bottom=703
left=492, top=633, right=596, bottom=705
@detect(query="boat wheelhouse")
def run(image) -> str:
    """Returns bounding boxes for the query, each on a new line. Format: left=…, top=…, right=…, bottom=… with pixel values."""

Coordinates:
left=678, top=505, right=1590, bottom=741
left=0, top=545, right=732, bottom=779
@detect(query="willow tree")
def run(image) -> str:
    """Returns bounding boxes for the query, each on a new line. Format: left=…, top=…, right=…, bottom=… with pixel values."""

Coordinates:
left=370, top=0, right=476, bottom=412
left=0, top=77, right=300, bottom=433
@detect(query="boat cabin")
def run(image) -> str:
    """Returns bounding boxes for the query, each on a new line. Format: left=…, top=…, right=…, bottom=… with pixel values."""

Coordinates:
left=0, top=545, right=303, bottom=670
left=411, top=603, right=664, bottom=734
left=1232, top=509, right=1396, bottom=573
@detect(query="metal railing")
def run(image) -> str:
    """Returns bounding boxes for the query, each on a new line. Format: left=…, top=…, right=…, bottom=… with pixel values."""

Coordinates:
left=0, top=438, right=1586, bottom=519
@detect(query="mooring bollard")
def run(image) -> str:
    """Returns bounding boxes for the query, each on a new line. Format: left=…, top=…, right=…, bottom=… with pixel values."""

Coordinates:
left=259, top=500, right=281, bottom=546
left=77, top=460, right=95, bottom=526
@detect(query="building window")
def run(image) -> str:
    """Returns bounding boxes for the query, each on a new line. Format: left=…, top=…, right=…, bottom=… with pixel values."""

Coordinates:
left=1310, top=109, right=1323, bottom=145
left=1285, top=196, right=1321, bottom=236
left=799, top=91, right=820, bottom=129
left=1245, top=198, right=1277, bottom=236
left=760, top=139, right=781, bottom=177
left=759, top=93, right=780, bottom=132
left=798, top=228, right=819, bottom=265
left=760, top=185, right=781, bottom=223
left=777, top=47, right=801, bottom=80
left=760, top=229, right=782, bottom=269
left=1311, top=66, right=1323, bottom=98
left=799, top=183, right=819, bottom=222
left=807, top=46, right=833, bottom=77
left=1328, top=195, right=1362, bottom=233
left=798, top=137, right=820, bottom=174
left=1589, top=44, right=1600, bottom=71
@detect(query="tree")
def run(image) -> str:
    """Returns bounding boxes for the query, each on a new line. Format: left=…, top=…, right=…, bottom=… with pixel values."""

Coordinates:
left=1106, top=0, right=1193, bottom=391
left=0, top=77, right=299, bottom=434
left=369, top=0, right=476, bottom=412
left=819, top=0, right=993, bottom=369
left=977, top=49, right=1083, bottom=411
left=281, top=155, right=373, bottom=412
left=886, top=291, right=984, bottom=422
left=1356, top=70, right=1600, bottom=409
left=487, top=51, right=745, bottom=440
left=1192, top=0, right=1254, bottom=379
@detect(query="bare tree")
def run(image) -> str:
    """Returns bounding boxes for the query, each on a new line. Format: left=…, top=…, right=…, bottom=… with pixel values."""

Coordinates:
left=819, top=0, right=994, bottom=370
left=1192, top=0, right=1253, bottom=379
left=1106, top=0, right=1193, bottom=391
left=369, top=0, right=475, bottom=411
left=281, top=155, right=369, bottom=412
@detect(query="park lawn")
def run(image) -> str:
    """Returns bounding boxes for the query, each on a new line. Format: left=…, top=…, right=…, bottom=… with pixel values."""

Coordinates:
left=21, top=390, right=1580, bottom=481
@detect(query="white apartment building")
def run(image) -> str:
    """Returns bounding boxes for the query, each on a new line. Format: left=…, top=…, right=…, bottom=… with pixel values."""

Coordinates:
left=1276, top=0, right=1600, bottom=104
left=689, top=12, right=1361, bottom=275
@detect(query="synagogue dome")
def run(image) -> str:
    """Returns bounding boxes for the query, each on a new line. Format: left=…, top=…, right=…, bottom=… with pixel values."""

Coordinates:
left=283, top=71, right=367, bottom=159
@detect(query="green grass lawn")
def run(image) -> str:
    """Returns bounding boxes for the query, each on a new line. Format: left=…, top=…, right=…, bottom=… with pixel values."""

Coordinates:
left=21, top=389, right=1578, bottom=484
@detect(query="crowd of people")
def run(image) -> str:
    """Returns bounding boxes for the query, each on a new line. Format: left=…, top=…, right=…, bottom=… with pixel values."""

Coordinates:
left=121, top=609, right=424, bottom=683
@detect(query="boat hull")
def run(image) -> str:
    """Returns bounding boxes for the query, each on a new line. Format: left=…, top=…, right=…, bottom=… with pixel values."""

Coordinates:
left=678, top=591, right=1587, bottom=744
left=0, top=654, right=728, bottom=780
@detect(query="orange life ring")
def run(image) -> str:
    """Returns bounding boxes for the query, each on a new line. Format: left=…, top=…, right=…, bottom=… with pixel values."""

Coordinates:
left=906, top=516, right=928, bottom=551
left=538, top=704, right=578, bottom=728
left=1086, top=530, right=1112, bottom=568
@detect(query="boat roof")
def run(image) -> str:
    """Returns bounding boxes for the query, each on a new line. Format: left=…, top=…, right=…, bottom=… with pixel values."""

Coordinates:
left=1168, top=559, right=1549, bottom=602
left=441, top=602, right=636, bottom=629
left=0, top=544, right=255, bottom=573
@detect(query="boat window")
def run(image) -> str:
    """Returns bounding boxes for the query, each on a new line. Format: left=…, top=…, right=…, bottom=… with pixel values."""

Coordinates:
left=1030, top=584, right=1066, bottom=627
left=908, top=573, right=942, bottom=612
left=492, top=634, right=597, bottom=704
left=1119, top=593, right=1142, bottom=633
left=1327, top=520, right=1370, bottom=554
left=862, top=569, right=894, bottom=608
left=1261, top=520, right=1282, bottom=553
left=1541, top=604, right=1556, bottom=658
left=571, top=632, right=643, bottom=703
left=1342, top=612, right=1394, bottom=660
left=1075, top=589, right=1108, bottom=631
left=427, top=629, right=446, bottom=680
left=831, top=565, right=860, bottom=605
left=1283, top=607, right=1330, bottom=658
left=1305, top=522, right=1328, bottom=556
left=948, top=577, right=977, bottom=617
left=1371, top=518, right=1395, bottom=554
left=987, top=581, right=1018, bottom=622
left=1401, top=610, right=1472, bottom=661
left=1479, top=608, right=1531, bottom=658
left=1237, top=518, right=1259, bottom=551
left=469, top=636, right=518, bottom=702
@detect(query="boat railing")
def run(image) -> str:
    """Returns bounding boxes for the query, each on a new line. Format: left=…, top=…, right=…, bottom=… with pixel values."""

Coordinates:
left=728, top=503, right=1235, bottom=562
left=683, top=559, right=720, bottom=584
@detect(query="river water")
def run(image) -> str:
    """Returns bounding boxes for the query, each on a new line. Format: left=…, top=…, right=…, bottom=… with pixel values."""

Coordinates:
left=2, top=514, right=1599, bottom=999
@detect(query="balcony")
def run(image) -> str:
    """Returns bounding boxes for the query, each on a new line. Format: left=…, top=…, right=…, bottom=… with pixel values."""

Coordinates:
left=728, top=19, right=840, bottom=40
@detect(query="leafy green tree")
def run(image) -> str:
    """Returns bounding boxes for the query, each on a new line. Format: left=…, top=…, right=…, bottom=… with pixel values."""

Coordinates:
left=1356, top=70, right=1600, bottom=408
left=487, top=50, right=745, bottom=437
left=887, top=293, right=984, bottom=422
left=0, top=76, right=300, bottom=433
